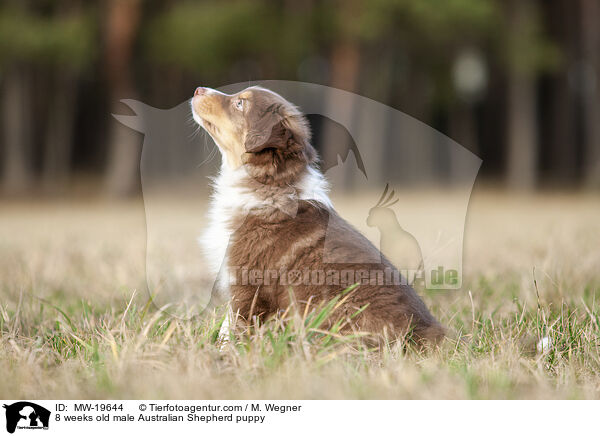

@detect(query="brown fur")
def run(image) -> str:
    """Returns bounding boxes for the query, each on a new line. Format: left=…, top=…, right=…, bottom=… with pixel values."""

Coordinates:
left=193, top=86, right=445, bottom=345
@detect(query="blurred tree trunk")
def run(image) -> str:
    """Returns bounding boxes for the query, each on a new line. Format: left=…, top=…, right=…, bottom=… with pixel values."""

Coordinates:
left=449, top=102, right=479, bottom=185
left=103, top=0, right=142, bottom=196
left=546, top=0, right=576, bottom=184
left=506, top=1, right=538, bottom=190
left=1, top=67, right=34, bottom=194
left=353, top=48, right=392, bottom=188
left=506, top=71, right=538, bottom=190
left=449, top=104, right=478, bottom=155
left=580, top=0, right=600, bottom=188
left=42, top=72, right=77, bottom=192
left=42, top=1, right=83, bottom=193
left=399, top=64, right=436, bottom=186
left=322, top=40, right=361, bottom=190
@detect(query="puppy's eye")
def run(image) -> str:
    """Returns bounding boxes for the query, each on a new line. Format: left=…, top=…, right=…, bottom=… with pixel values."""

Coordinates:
left=234, top=99, right=245, bottom=111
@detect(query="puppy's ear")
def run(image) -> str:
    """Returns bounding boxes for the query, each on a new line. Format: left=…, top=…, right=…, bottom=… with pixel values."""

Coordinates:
left=245, top=120, right=291, bottom=153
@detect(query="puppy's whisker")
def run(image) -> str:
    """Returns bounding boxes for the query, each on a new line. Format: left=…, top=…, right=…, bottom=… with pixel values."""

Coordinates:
left=188, top=124, right=203, bottom=141
left=196, top=144, right=218, bottom=168
left=185, top=115, right=197, bottom=126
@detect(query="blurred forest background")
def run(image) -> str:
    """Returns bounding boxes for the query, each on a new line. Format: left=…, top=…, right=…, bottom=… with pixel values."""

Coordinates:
left=0, top=0, right=599, bottom=196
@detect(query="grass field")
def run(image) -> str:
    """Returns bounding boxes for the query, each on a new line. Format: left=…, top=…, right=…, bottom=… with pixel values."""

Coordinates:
left=1, top=188, right=599, bottom=399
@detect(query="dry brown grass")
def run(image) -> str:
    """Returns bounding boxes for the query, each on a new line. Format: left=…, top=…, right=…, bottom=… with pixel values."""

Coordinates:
left=1, top=187, right=599, bottom=399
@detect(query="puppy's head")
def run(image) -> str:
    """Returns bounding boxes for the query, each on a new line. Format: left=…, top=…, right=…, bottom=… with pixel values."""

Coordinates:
left=191, top=86, right=316, bottom=184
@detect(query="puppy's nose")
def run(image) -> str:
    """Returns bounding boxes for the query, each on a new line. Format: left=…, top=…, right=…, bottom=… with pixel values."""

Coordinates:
left=194, top=87, right=207, bottom=96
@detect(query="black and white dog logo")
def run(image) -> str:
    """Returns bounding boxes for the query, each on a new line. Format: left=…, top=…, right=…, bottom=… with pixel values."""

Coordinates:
left=3, top=402, right=50, bottom=434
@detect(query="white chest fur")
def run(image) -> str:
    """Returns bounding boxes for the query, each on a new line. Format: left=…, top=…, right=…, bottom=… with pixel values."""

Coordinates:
left=200, top=163, right=332, bottom=300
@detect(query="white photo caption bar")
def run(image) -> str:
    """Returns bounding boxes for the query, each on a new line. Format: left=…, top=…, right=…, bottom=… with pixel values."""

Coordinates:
left=1, top=400, right=594, bottom=436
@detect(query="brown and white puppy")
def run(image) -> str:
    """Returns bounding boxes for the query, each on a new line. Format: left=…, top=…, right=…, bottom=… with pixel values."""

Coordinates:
left=191, top=86, right=444, bottom=345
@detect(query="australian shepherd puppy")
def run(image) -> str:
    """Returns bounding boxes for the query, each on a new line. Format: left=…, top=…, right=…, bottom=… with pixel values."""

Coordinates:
left=191, top=85, right=444, bottom=345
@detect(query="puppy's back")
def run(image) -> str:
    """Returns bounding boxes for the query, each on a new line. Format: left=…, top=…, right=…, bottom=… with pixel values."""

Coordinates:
left=227, top=200, right=444, bottom=344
